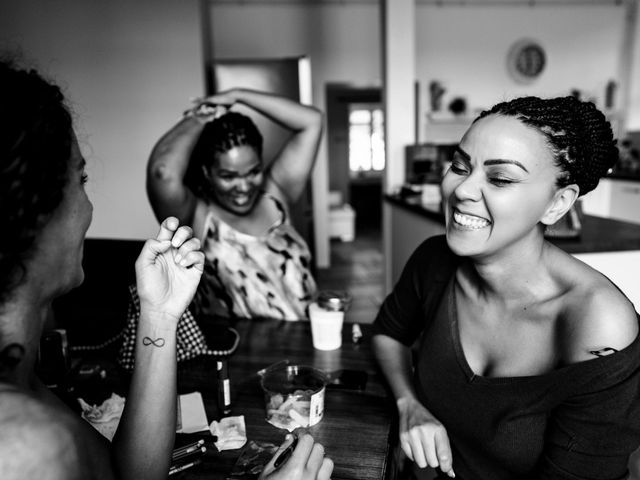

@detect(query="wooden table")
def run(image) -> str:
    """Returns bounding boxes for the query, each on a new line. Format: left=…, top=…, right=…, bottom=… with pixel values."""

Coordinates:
left=174, top=318, right=393, bottom=480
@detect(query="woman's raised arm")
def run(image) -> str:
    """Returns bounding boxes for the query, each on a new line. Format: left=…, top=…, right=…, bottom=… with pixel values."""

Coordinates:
left=111, top=217, right=204, bottom=480
left=146, top=116, right=208, bottom=225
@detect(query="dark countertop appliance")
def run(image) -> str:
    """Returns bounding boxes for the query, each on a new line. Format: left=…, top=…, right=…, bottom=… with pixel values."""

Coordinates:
left=405, top=143, right=457, bottom=184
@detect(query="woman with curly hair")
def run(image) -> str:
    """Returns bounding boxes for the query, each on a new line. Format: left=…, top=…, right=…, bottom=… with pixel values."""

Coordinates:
left=146, top=89, right=323, bottom=321
left=0, top=59, right=332, bottom=480
left=0, top=57, right=205, bottom=479
left=117, top=90, right=323, bottom=369
left=373, top=96, right=640, bottom=479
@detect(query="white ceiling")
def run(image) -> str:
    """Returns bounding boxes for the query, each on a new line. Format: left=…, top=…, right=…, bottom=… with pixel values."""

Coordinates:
left=209, top=0, right=623, bottom=5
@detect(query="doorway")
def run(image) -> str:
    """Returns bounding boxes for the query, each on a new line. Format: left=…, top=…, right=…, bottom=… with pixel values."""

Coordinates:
left=325, top=84, right=383, bottom=238
left=316, top=84, right=384, bottom=324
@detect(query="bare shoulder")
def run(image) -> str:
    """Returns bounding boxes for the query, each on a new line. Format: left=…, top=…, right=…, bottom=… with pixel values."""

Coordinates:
left=559, top=263, right=638, bottom=364
left=0, top=387, right=113, bottom=480
left=0, top=387, right=84, bottom=480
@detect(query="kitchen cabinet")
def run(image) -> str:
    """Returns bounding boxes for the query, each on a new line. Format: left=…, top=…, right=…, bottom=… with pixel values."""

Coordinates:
left=581, top=177, right=640, bottom=224
left=610, top=179, right=640, bottom=223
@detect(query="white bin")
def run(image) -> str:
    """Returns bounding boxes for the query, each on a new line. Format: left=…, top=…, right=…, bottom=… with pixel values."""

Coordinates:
left=329, top=204, right=356, bottom=242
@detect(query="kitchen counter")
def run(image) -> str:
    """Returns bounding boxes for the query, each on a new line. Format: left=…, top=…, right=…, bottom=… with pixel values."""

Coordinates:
left=608, top=171, right=640, bottom=182
left=581, top=176, right=640, bottom=224
left=385, top=194, right=640, bottom=253
left=384, top=194, right=640, bottom=307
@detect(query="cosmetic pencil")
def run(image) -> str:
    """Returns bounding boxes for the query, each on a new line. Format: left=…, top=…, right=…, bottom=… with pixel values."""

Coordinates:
left=273, top=435, right=298, bottom=471
left=172, top=446, right=206, bottom=463
left=173, top=439, right=204, bottom=454
left=169, top=459, right=201, bottom=476
left=172, top=439, right=204, bottom=458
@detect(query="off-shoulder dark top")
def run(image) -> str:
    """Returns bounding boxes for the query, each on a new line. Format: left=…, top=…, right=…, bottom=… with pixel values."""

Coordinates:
left=373, top=235, right=640, bottom=480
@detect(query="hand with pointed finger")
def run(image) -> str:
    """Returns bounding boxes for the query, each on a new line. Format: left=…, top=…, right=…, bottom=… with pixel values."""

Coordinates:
left=259, top=433, right=334, bottom=480
left=135, top=217, right=204, bottom=325
left=397, top=396, right=455, bottom=478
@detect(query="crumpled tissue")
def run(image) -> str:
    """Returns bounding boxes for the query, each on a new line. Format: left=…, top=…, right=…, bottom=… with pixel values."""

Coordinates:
left=209, top=415, right=247, bottom=451
left=78, top=393, right=125, bottom=441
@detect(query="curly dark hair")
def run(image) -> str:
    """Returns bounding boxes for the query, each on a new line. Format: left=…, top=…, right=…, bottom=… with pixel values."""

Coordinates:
left=0, top=59, right=73, bottom=304
left=476, top=96, right=618, bottom=196
left=185, top=111, right=263, bottom=200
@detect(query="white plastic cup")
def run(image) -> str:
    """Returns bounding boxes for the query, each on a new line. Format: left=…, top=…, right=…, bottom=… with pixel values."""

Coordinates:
left=309, top=302, right=344, bottom=350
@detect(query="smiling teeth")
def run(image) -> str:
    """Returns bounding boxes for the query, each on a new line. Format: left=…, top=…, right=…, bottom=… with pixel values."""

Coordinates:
left=453, top=211, right=490, bottom=229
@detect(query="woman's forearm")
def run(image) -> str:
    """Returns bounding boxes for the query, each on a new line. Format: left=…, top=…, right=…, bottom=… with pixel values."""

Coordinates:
left=225, top=88, right=322, bottom=132
left=111, top=313, right=178, bottom=480
left=372, top=334, right=419, bottom=404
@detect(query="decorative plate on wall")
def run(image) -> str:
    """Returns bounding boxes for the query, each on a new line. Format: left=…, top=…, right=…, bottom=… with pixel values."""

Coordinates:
left=507, top=39, right=546, bottom=84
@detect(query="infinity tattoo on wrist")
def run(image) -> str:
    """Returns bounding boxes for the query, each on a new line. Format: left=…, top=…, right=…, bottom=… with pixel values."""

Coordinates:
left=142, top=336, right=166, bottom=348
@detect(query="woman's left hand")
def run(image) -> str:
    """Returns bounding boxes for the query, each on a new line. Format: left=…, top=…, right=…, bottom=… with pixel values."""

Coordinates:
left=200, top=89, right=238, bottom=108
left=397, top=396, right=454, bottom=477
left=135, top=217, right=204, bottom=325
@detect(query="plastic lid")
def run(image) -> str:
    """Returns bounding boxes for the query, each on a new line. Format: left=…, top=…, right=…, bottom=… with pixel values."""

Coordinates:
left=316, top=290, right=352, bottom=311
left=260, top=364, right=327, bottom=395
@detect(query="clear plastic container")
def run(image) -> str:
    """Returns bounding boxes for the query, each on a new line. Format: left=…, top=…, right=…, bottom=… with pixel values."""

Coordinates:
left=260, top=364, right=327, bottom=431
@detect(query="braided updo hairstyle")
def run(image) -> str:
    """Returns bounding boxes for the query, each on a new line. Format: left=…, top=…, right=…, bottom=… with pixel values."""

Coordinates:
left=0, top=59, right=73, bottom=305
left=186, top=111, right=263, bottom=200
left=476, top=96, right=618, bottom=196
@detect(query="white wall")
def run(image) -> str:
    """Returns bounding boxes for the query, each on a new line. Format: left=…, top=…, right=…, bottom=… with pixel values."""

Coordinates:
left=0, top=0, right=204, bottom=240
left=208, top=2, right=382, bottom=268
left=627, top=0, right=640, bottom=130
left=208, top=3, right=381, bottom=87
left=573, top=250, right=640, bottom=310
left=415, top=5, right=626, bottom=119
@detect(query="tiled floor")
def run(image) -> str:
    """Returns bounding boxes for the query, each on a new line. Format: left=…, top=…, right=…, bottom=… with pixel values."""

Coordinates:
left=315, top=227, right=385, bottom=325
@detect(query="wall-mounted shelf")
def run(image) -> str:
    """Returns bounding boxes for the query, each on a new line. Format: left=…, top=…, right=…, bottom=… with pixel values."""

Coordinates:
left=424, top=113, right=473, bottom=144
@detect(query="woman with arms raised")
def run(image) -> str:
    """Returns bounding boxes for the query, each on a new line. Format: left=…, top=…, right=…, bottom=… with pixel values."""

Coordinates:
left=373, top=96, right=640, bottom=479
left=0, top=59, right=332, bottom=480
left=146, top=89, right=323, bottom=321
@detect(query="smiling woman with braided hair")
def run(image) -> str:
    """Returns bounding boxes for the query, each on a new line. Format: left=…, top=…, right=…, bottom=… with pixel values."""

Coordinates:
left=373, top=96, right=640, bottom=480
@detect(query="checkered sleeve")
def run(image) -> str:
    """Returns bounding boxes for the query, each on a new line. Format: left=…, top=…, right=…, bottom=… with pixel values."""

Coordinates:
left=117, top=285, right=239, bottom=371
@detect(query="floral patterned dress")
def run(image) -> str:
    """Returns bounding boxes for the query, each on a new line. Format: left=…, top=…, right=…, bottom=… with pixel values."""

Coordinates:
left=193, top=193, right=316, bottom=321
